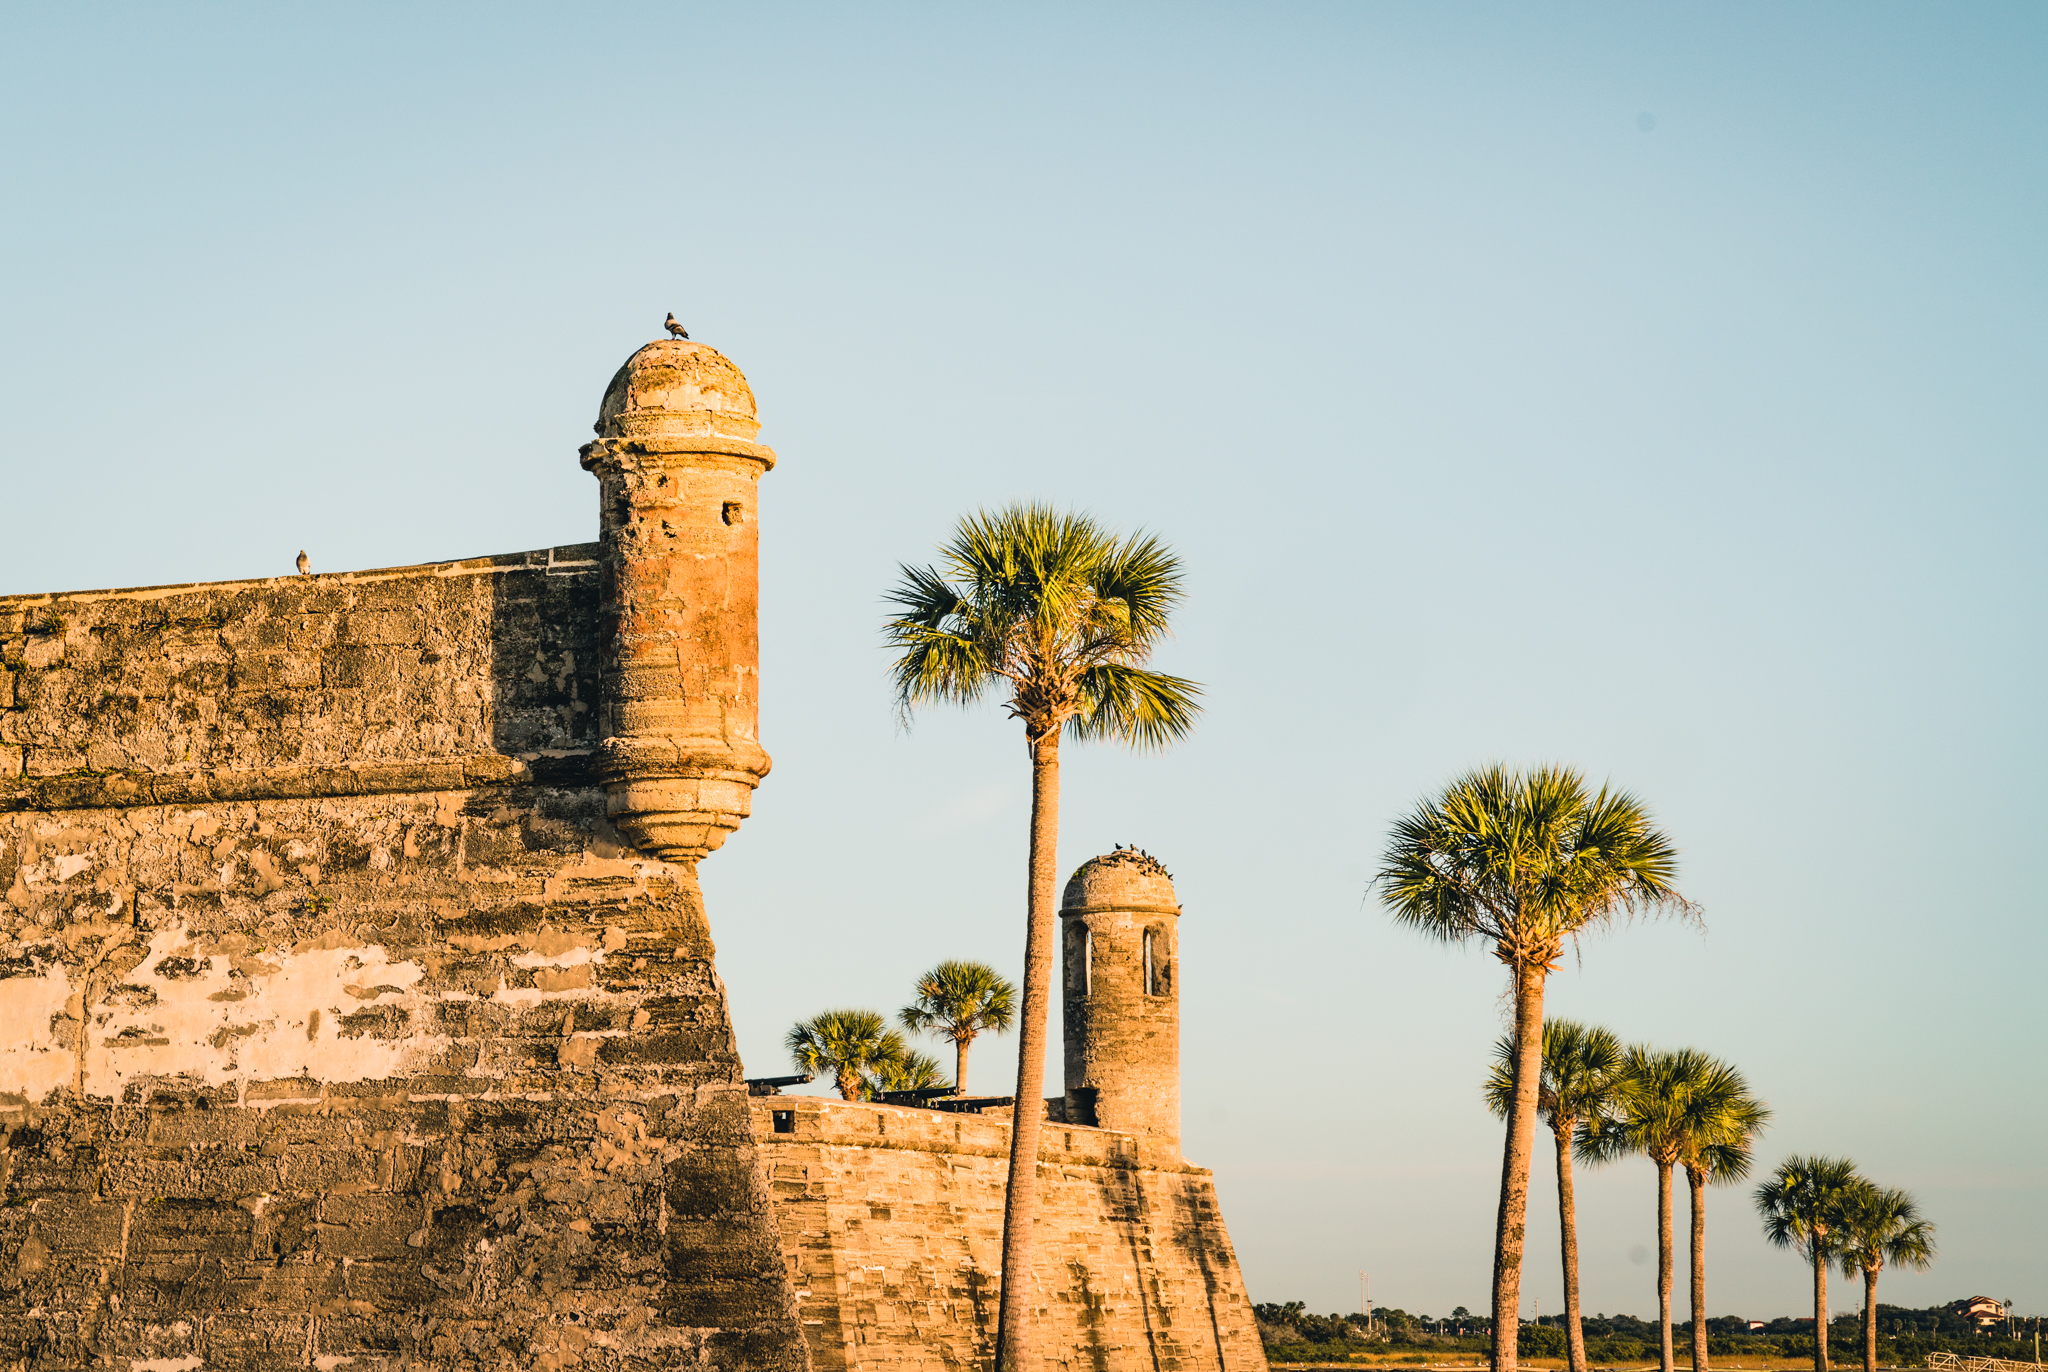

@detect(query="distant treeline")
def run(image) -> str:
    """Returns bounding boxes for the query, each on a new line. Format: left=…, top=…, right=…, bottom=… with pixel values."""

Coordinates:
left=1254, top=1302, right=2041, bottom=1364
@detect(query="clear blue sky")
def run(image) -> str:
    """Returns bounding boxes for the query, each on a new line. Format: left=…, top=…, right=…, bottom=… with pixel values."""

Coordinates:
left=3, top=3, right=2042, bottom=1323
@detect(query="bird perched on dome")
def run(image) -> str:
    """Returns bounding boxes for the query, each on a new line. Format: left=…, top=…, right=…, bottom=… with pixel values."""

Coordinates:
left=664, top=313, right=689, bottom=340
left=296, top=550, right=310, bottom=577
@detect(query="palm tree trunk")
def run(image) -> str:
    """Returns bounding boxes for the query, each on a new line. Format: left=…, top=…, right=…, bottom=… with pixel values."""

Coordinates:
left=1861, top=1267, right=1878, bottom=1372
left=1657, top=1160, right=1675, bottom=1372
left=1688, top=1166, right=1707, bottom=1372
left=955, top=1034, right=971, bottom=1097
left=1555, top=1124, right=1587, bottom=1372
left=994, top=733, right=1061, bottom=1372
left=1490, top=958, right=1547, bottom=1372
left=1812, top=1245, right=1829, bottom=1372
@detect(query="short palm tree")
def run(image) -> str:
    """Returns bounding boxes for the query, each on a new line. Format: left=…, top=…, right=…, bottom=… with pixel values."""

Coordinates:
left=900, top=959, right=1017, bottom=1096
left=786, top=1009, right=908, bottom=1101
left=885, top=503, right=1201, bottom=1372
left=1756, top=1155, right=1865, bottom=1372
left=1377, top=764, right=1692, bottom=1372
left=1583, top=1047, right=1770, bottom=1372
left=1834, top=1183, right=1935, bottom=1372
left=868, top=1049, right=952, bottom=1098
left=1484, top=1019, right=1627, bottom=1372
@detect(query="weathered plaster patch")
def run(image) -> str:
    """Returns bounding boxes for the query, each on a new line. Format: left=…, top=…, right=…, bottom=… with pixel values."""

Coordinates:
left=0, top=952, right=75, bottom=1102
left=79, top=923, right=448, bottom=1094
left=22, top=853, right=92, bottom=885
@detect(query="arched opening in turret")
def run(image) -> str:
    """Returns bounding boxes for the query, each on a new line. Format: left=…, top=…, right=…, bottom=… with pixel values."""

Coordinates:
left=1143, top=925, right=1171, bottom=997
left=1063, top=922, right=1092, bottom=998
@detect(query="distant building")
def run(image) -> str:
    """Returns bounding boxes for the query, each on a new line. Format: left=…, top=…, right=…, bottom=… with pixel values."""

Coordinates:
left=1748, top=1322, right=1768, bottom=1333
left=1948, top=1297, right=2006, bottom=1329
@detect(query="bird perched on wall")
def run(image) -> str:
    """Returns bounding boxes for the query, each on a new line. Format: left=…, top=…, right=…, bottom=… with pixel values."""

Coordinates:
left=664, top=313, right=689, bottom=340
left=296, top=550, right=310, bottom=577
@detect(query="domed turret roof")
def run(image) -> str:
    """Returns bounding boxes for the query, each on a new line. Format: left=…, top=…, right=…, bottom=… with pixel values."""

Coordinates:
left=594, top=339, right=761, bottom=443
left=1062, top=846, right=1180, bottom=913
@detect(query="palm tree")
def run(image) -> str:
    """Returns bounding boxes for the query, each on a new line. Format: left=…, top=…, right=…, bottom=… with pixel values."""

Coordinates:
left=884, top=503, right=1201, bottom=1372
left=1377, top=765, right=1693, bottom=1372
left=1583, top=1047, right=1770, bottom=1372
left=1678, top=1121, right=1768, bottom=1372
left=1834, top=1183, right=1935, bottom=1372
left=786, top=1009, right=908, bottom=1101
left=1484, top=1019, right=1627, bottom=1372
left=900, top=959, right=1017, bottom=1096
left=868, top=1049, right=952, bottom=1099
left=1756, top=1155, right=1864, bottom=1372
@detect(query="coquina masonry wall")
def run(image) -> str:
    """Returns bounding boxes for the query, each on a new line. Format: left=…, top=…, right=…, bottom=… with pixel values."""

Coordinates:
left=750, top=1096, right=1266, bottom=1372
left=0, top=547, right=807, bottom=1372
left=0, top=335, right=1269, bottom=1372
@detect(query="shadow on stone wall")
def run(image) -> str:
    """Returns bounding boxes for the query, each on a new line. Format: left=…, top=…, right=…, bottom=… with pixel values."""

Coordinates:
left=1092, top=1165, right=1168, bottom=1372
left=1171, top=1181, right=1235, bottom=1370
left=485, top=545, right=603, bottom=766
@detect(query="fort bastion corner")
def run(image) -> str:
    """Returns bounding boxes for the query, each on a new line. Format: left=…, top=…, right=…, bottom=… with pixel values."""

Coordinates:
left=0, top=336, right=1266, bottom=1372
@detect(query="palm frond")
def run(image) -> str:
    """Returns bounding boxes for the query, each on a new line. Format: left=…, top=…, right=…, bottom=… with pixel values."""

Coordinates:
left=1598, top=1044, right=1769, bottom=1175
left=1834, top=1183, right=1937, bottom=1278
left=1483, top=1034, right=1516, bottom=1121
left=1483, top=1018, right=1626, bottom=1131
left=885, top=502, right=1202, bottom=750
left=888, top=624, right=995, bottom=709
left=1376, top=805, right=1493, bottom=946
left=1090, top=530, right=1187, bottom=643
left=867, top=1048, right=950, bottom=1097
left=900, top=960, right=1018, bottom=1038
left=1696, top=1139, right=1756, bottom=1184
left=1069, top=662, right=1203, bottom=749
left=1575, top=1111, right=1634, bottom=1167
left=786, top=1008, right=907, bottom=1098
left=884, top=562, right=967, bottom=626
left=884, top=559, right=1000, bottom=712
left=1755, top=1155, right=1864, bottom=1259
left=1375, top=763, right=1695, bottom=966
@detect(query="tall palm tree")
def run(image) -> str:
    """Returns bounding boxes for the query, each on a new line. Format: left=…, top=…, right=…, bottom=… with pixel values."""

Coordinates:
left=1834, top=1183, right=1935, bottom=1372
left=1484, top=1019, right=1627, bottom=1372
left=1679, top=1131, right=1767, bottom=1372
left=1581, top=1048, right=1769, bottom=1372
left=786, top=1009, right=908, bottom=1101
left=868, top=1049, right=952, bottom=1098
left=1377, top=765, right=1692, bottom=1372
left=884, top=503, right=1201, bottom=1372
left=1756, top=1155, right=1864, bottom=1372
left=900, top=959, right=1017, bottom=1096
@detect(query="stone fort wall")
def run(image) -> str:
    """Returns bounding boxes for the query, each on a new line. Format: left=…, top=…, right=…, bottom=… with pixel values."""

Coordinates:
left=0, top=335, right=1268, bottom=1372
left=0, top=549, right=807, bottom=1372
left=750, top=1096, right=1265, bottom=1372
